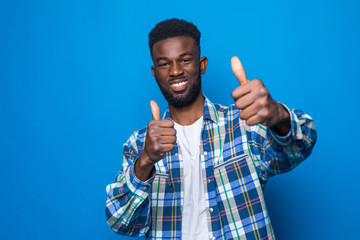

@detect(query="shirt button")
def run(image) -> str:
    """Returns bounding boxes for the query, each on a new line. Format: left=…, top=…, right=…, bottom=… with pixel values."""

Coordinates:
left=175, top=153, right=178, bottom=156
left=203, top=151, right=207, bottom=156
left=207, top=178, right=211, bottom=184
left=209, top=208, right=213, bottom=213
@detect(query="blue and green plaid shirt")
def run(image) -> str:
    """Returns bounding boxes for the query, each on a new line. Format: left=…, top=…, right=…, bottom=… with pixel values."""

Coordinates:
left=106, top=96, right=317, bottom=239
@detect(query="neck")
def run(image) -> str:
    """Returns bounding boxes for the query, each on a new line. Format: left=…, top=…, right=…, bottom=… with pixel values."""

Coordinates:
left=169, top=92, right=204, bottom=126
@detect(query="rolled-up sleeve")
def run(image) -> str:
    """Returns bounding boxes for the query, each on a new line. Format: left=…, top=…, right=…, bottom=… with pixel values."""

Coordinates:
left=105, top=130, right=155, bottom=236
left=247, top=104, right=317, bottom=182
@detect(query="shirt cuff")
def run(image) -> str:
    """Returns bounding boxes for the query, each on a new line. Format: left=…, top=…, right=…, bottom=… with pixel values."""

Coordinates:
left=268, top=103, right=303, bottom=146
left=124, top=161, right=156, bottom=200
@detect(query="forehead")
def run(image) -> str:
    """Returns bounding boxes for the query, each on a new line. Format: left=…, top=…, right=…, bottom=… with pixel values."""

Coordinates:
left=151, top=36, right=198, bottom=60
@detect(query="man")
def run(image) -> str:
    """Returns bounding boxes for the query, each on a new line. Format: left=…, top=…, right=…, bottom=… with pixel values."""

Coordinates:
left=106, top=18, right=317, bottom=240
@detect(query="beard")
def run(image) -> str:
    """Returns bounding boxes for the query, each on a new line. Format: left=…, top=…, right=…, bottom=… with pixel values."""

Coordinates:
left=157, top=74, right=202, bottom=108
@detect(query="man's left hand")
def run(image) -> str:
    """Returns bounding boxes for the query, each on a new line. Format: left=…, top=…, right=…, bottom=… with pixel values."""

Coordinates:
left=230, top=56, right=290, bottom=135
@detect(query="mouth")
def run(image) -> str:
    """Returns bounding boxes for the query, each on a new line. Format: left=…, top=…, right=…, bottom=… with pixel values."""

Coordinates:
left=169, top=79, right=188, bottom=92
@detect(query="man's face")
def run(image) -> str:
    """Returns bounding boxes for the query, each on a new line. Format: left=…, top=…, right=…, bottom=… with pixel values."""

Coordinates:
left=151, top=36, right=207, bottom=108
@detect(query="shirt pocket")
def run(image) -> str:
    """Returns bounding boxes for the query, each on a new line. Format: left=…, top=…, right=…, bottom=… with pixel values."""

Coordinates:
left=213, top=153, right=249, bottom=170
left=150, top=171, right=174, bottom=226
left=213, top=153, right=260, bottom=201
left=154, top=171, right=170, bottom=178
left=152, top=171, right=171, bottom=190
left=213, top=153, right=265, bottom=236
left=151, top=171, right=172, bottom=202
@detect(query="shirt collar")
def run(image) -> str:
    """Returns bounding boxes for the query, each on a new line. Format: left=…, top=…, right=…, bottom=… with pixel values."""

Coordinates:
left=162, top=96, right=219, bottom=125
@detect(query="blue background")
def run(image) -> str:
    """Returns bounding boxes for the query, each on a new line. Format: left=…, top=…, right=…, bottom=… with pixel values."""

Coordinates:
left=1, top=0, right=359, bottom=239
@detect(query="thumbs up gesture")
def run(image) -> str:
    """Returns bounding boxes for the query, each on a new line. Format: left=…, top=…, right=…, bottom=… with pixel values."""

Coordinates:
left=135, top=101, right=176, bottom=181
left=230, top=56, right=290, bottom=133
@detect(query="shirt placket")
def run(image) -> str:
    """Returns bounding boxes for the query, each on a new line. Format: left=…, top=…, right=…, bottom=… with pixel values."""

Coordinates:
left=201, top=119, right=224, bottom=240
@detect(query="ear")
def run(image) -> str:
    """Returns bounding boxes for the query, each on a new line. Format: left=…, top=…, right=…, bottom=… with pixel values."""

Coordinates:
left=151, top=66, right=158, bottom=82
left=200, top=57, right=208, bottom=75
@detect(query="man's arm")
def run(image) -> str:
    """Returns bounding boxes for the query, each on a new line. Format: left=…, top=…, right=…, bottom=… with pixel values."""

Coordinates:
left=230, top=56, right=292, bottom=132
left=230, top=56, right=317, bottom=181
left=134, top=100, right=176, bottom=181
left=105, top=101, right=176, bottom=236
left=105, top=130, right=153, bottom=236
left=246, top=106, right=316, bottom=182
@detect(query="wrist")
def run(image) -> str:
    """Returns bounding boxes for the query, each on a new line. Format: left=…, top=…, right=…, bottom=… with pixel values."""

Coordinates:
left=278, top=103, right=290, bottom=124
left=138, top=149, right=154, bottom=168
left=134, top=151, right=155, bottom=181
left=271, top=103, right=291, bottom=136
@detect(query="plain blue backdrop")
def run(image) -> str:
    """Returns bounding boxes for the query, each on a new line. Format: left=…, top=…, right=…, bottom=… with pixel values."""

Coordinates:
left=1, top=0, right=359, bottom=239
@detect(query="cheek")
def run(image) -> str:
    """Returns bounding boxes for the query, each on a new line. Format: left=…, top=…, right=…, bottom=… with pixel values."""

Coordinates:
left=188, top=67, right=200, bottom=78
left=156, top=70, right=168, bottom=84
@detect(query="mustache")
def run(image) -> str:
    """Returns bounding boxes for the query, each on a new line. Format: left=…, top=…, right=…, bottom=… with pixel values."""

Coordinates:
left=169, top=76, right=187, bottom=82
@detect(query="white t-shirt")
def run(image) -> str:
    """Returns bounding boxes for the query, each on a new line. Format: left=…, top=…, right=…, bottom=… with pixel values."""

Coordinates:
left=173, top=117, right=209, bottom=240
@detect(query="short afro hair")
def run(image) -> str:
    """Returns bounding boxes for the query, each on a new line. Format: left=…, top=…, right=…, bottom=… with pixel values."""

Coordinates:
left=148, top=18, right=201, bottom=54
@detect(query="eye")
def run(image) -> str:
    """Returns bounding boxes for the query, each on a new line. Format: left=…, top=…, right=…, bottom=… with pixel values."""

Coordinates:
left=158, top=62, right=169, bottom=67
left=181, top=58, right=191, bottom=63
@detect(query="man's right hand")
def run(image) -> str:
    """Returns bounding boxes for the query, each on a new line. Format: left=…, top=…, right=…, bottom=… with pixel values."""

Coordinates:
left=134, top=100, right=176, bottom=181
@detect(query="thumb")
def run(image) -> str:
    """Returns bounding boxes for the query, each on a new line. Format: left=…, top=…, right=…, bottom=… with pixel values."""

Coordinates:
left=150, top=100, right=161, bottom=120
left=231, top=56, right=248, bottom=85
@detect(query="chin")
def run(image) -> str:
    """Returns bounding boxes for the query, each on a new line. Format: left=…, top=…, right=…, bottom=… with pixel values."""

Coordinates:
left=158, top=76, right=202, bottom=108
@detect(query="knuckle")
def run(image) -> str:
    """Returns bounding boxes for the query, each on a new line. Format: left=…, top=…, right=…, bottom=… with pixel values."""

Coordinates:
left=259, top=98, right=268, bottom=107
left=258, top=87, right=268, bottom=95
left=148, top=122, right=158, bottom=130
left=150, top=135, right=159, bottom=143
left=153, top=143, right=160, bottom=152
left=148, top=128, right=156, bottom=136
left=259, top=109, right=269, bottom=118
left=253, top=78, right=263, bottom=85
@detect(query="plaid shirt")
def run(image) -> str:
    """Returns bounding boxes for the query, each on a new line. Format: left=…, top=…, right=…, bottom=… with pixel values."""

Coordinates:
left=106, top=96, right=317, bottom=240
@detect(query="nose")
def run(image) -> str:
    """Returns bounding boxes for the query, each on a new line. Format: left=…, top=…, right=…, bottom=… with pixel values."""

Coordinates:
left=169, top=62, right=184, bottom=77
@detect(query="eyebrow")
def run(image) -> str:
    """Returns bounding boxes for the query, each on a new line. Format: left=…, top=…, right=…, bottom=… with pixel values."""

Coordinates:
left=155, top=52, right=193, bottom=63
left=155, top=57, right=168, bottom=62
left=179, top=52, right=193, bottom=57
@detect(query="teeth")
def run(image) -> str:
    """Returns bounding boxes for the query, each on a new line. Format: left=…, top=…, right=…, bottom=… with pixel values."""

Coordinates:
left=171, top=81, right=186, bottom=87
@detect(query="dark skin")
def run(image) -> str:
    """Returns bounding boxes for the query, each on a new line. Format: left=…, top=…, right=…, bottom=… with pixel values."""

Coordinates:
left=135, top=36, right=290, bottom=181
left=230, top=56, right=290, bottom=135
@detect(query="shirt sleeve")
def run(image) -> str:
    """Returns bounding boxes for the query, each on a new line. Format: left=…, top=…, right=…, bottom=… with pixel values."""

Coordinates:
left=105, top=130, right=155, bottom=236
left=246, top=104, right=317, bottom=183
